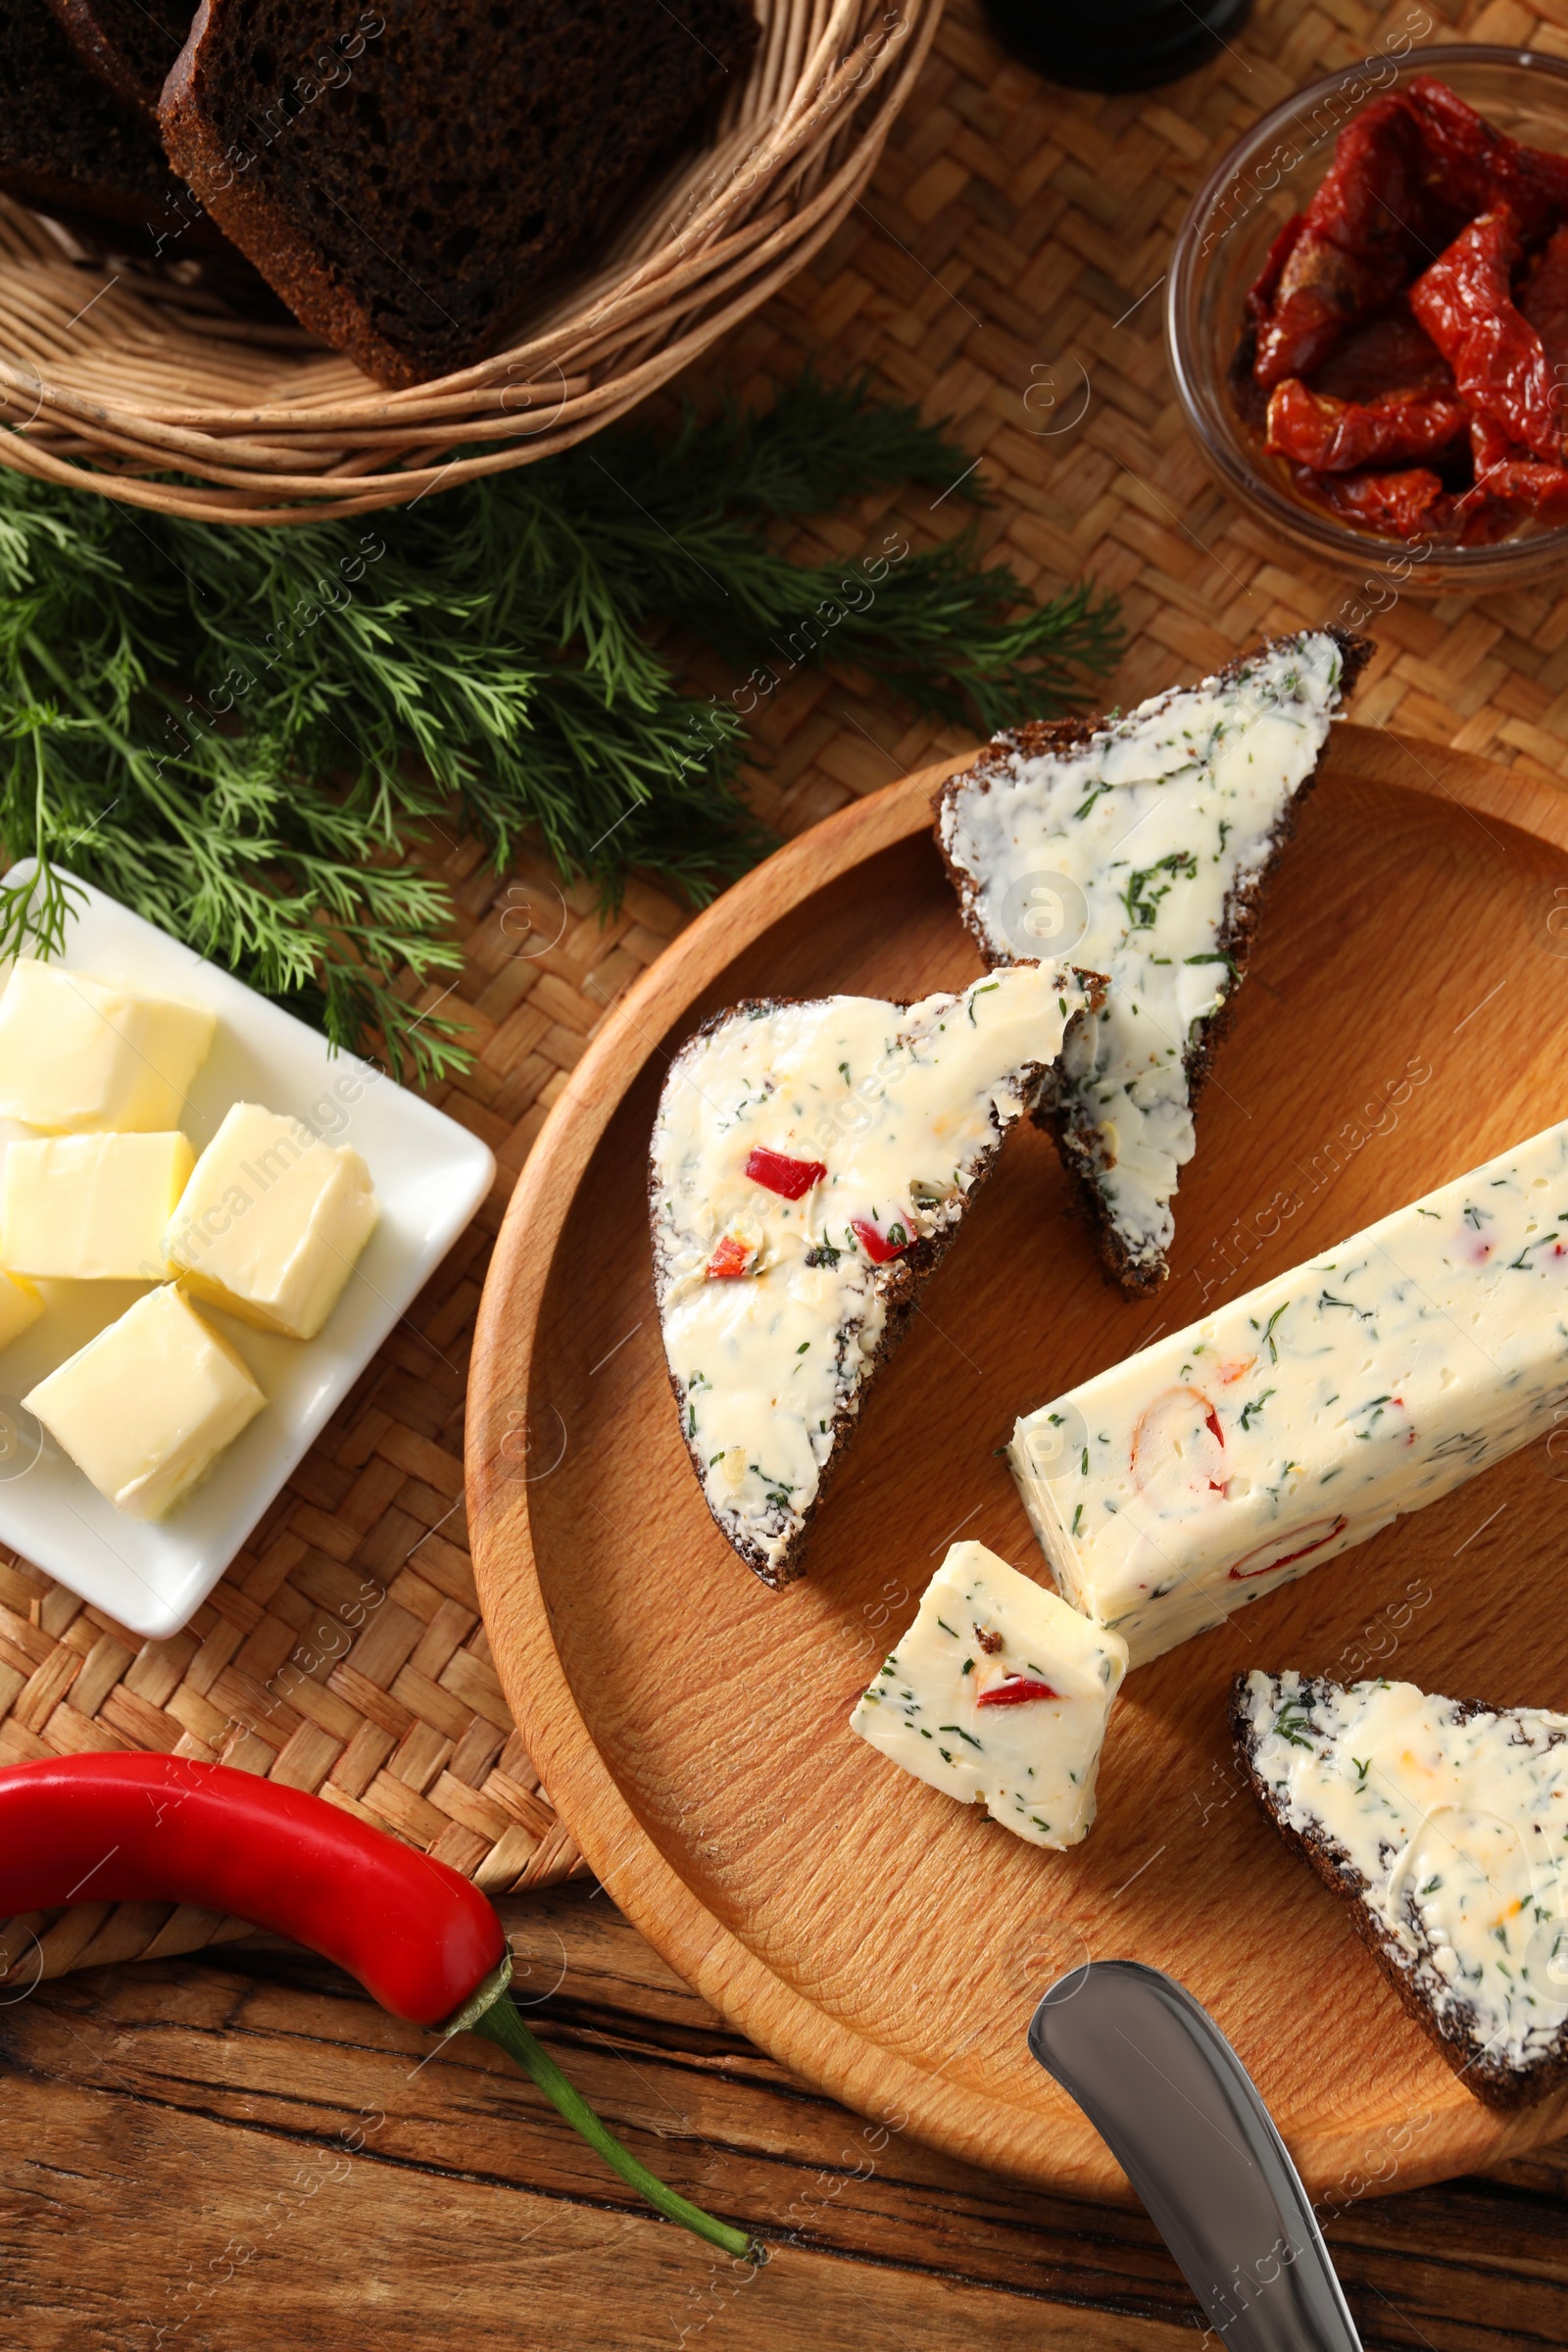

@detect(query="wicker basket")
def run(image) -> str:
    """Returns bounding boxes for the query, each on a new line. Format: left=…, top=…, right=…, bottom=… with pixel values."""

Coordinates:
left=0, top=0, right=941, bottom=526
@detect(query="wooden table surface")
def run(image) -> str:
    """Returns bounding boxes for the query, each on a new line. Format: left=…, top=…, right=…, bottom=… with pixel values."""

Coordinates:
left=8, top=0, right=1568, bottom=2341
left=2, top=1888, right=1564, bottom=2349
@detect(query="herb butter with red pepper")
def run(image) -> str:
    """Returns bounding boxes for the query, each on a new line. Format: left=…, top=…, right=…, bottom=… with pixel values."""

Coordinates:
left=650, top=966, right=1093, bottom=1585
left=1013, top=1119, right=1568, bottom=1667
left=851, top=1540, right=1128, bottom=1849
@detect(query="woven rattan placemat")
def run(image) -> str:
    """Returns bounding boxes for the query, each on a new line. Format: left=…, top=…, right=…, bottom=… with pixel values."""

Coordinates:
left=4, top=0, right=1567, bottom=1986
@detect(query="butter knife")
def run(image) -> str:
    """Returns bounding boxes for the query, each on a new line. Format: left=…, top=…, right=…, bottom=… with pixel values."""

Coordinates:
left=1028, top=1958, right=1362, bottom=2352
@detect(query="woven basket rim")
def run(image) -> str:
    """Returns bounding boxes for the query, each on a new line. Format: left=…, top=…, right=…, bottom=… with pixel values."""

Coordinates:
left=0, top=0, right=943, bottom=524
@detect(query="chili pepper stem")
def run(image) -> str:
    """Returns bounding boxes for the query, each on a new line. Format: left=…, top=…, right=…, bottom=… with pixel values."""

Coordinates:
left=466, top=1989, right=765, bottom=2266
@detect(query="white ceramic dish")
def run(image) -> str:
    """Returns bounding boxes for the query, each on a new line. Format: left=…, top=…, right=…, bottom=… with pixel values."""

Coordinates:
left=0, top=866, right=495, bottom=1640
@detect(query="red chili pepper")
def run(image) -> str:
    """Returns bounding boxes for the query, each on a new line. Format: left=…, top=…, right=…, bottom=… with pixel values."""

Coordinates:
left=1410, top=211, right=1560, bottom=463
left=1226, top=1514, right=1349, bottom=1583
left=1405, top=74, right=1568, bottom=246
left=0, top=1754, right=760, bottom=2262
left=743, top=1145, right=826, bottom=1200
left=1265, top=377, right=1467, bottom=471
left=850, top=1215, right=907, bottom=1264
left=1252, top=95, right=1431, bottom=389
left=976, top=1677, right=1060, bottom=1707
left=705, top=1234, right=755, bottom=1281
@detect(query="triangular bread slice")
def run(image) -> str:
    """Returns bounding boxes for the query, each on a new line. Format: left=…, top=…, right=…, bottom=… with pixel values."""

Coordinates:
left=650, top=963, right=1100, bottom=1587
left=1233, top=1669, right=1568, bottom=2108
left=936, top=628, right=1372, bottom=1295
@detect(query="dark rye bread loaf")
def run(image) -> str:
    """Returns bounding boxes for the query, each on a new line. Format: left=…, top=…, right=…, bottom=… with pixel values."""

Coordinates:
left=48, top=0, right=189, bottom=116
left=934, top=628, right=1373, bottom=1298
left=160, top=0, right=760, bottom=387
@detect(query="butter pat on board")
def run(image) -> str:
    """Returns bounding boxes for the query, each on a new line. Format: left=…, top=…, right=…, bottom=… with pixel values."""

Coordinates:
left=0, top=957, right=215, bottom=1132
left=850, top=1541, right=1128, bottom=1848
left=24, top=1286, right=266, bottom=1519
left=2, top=1133, right=194, bottom=1279
left=166, top=1103, right=378, bottom=1339
left=1012, top=1119, right=1568, bottom=1668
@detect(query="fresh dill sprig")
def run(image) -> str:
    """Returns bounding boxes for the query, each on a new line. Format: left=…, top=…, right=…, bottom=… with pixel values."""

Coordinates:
left=0, top=373, right=1121, bottom=1080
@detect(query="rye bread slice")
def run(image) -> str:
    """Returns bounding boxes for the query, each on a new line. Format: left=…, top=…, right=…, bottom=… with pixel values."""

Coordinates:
left=1233, top=1669, right=1568, bottom=2109
left=650, top=966, right=1103, bottom=1588
left=0, top=0, right=274, bottom=305
left=48, top=0, right=188, bottom=116
left=0, top=0, right=197, bottom=249
left=935, top=628, right=1373, bottom=1298
left=160, top=0, right=760, bottom=388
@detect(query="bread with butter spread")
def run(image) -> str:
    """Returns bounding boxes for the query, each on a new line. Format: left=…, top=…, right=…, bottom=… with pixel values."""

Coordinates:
left=1235, top=1669, right=1568, bottom=2108
left=649, top=964, right=1102, bottom=1586
left=936, top=628, right=1372, bottom=1295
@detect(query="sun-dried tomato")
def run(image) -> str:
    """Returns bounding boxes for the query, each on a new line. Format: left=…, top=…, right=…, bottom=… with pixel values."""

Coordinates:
left=1467, top=408, right=1519, bottom=473
left=1265, top=377, right=1467, bottom=470
left=1252, top=95, right=1433, bottom=389
left=1520, top=220, right=1568, bottom=419
left=1471, top=458, right=1568, bottom=524
left=1409, top=209, right=1561, bottom=462
left=1239, top=75, right=1568, bottom=546
left=1245, top=214, right=1305, bottom=327
left=1310, top=303, right=1453, bottom=403
left=1295, top=464, right=1450, bottom=536
left=1405, top=74, right=1568, bottom=246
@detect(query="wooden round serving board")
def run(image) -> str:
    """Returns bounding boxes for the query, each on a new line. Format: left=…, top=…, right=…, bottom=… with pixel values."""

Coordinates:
left=468, top=718, right=1568, bottom=2205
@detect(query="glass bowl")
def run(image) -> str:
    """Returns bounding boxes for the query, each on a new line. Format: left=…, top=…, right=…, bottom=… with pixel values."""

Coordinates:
left=1166, top=42, right=1568, bottom=597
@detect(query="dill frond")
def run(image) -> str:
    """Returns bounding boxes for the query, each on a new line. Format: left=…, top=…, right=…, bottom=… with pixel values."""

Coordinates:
left=0, top=375, right=1120, bottom=1077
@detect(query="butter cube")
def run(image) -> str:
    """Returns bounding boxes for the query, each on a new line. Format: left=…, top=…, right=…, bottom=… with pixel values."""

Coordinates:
left=24, top=1285, right=266, bottom=1519
left=0, top=957, right=215, bottom=1132
left=2, top=1132, right=195, bottom=1279
left=0, top=1267, right=41, bottom=1351
left=851, top=1541, right=1129, bottom=1849
left=165, top=1102, right=378, bottom=1340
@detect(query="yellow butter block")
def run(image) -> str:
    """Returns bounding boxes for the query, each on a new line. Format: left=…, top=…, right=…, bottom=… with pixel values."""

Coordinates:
left=0, top=957, right=215, bottom=1133
left=166, top=1102, right=378, bottom=1341
left=24, top=1285, right=265, bottom=1520
left=0, top=1267, right=41, bottom=1351
left=2, top=1132, right=195, bottom=1279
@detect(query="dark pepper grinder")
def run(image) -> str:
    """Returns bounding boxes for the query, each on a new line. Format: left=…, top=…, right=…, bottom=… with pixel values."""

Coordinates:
left=982, top=0, right=1253, bottom=91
